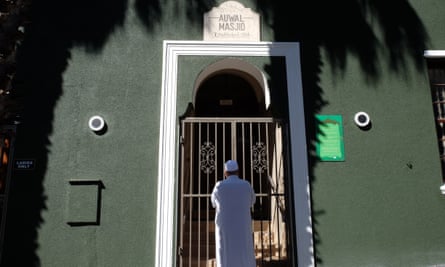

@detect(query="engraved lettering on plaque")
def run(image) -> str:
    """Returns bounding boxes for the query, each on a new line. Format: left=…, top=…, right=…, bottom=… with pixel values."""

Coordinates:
left=204, top=1, right=260, bottom=41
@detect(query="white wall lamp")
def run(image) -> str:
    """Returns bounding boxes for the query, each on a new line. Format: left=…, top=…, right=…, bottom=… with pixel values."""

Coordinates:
left=88, top=115, right=107, bottom=135
left=354, top=111, right=372, bottom=130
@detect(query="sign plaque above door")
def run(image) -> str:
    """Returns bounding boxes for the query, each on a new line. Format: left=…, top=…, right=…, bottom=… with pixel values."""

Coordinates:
left=203, top=1, right=260, bottom=42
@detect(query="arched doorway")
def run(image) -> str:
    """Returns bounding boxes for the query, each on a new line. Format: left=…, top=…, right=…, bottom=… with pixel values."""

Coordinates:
left=195, top=73, right=264, bottom=117
left=177, top=60, right=294, bottom=266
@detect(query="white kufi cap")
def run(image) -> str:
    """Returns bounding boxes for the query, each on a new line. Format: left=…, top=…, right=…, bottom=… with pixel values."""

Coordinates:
left=224, top=160, right=239, bottom=172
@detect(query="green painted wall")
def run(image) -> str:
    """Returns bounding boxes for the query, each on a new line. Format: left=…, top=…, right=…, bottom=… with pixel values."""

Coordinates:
left=312, top=55, right=445, bottom=266
left=2, top=0, right=445, bottom=266
left=310, top=1, right=445, bottom=265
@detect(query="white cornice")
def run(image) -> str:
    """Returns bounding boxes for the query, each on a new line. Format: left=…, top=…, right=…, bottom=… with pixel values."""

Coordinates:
left=424, top=50, right=445, bottom=58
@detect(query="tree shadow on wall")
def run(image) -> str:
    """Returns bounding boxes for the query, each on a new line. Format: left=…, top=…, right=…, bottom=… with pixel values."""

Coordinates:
left=1, top=0, right=128, bottom=266
left=257, top=0, right=429, bottom=265
left=1, top=0, right=429, bottom=266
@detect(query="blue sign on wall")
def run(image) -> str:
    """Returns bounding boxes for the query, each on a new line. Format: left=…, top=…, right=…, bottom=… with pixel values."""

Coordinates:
left=14, top=159, right=36, bottom=170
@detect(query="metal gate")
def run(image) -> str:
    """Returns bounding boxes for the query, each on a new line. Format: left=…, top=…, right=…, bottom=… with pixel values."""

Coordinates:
left=177, top=118, right=292, bottom=267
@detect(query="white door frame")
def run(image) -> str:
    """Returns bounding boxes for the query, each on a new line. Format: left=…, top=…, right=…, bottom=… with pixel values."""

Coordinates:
left=156, top=40, right=314, bottom=267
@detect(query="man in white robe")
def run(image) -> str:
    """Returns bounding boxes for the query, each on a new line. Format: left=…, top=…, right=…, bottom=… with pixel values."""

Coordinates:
left=211, top=160, right=256, bottom=267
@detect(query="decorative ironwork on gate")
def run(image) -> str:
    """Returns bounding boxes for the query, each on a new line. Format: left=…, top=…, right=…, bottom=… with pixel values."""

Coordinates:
left=177, top=118, right=293, bottom=267
left=200, top=142, right=216, bottom=174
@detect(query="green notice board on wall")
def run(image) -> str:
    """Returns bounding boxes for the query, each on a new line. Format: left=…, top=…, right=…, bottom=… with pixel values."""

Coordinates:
left=316, top=115, right=345, bottom=161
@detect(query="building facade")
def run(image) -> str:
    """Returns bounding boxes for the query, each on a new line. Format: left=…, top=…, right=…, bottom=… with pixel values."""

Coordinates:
left=1, top=0, right=445, bottom=266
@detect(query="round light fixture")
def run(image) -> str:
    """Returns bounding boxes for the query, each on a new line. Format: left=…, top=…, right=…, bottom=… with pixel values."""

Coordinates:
left=88, top=115, right=106, bottom=133
left=354, top=111, right=371, bottom=129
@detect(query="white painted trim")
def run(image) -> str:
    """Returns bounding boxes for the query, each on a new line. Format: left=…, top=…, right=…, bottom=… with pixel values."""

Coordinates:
left=156, top=40, right=314, bottom=267
left=424, top=50, right=445, bottom=58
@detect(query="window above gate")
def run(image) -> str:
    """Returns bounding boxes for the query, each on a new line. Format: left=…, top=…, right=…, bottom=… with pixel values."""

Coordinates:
left=425, top=52, right=445, bottom=181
